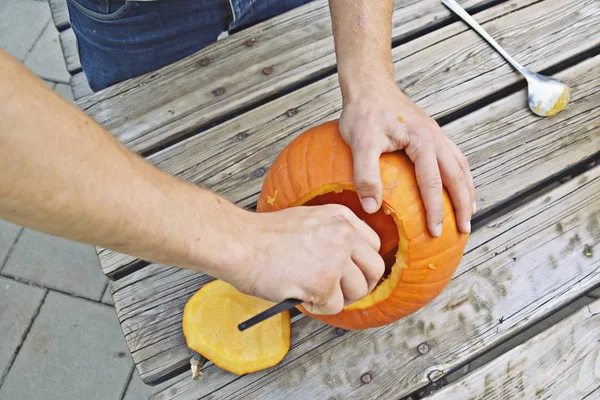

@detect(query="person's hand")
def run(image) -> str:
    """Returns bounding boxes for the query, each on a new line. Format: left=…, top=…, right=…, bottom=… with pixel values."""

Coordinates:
left=235, top=205, right=385, bottom=315
left=339, top=76, right=476, bottom=237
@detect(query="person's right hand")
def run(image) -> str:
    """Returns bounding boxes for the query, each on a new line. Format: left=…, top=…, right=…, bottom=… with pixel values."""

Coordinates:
left=234, top=204, right=385, bottom=315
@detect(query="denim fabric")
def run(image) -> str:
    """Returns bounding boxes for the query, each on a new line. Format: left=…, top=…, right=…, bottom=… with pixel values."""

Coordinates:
left=228, top=0, right=314, bottom=32
left=67, top=0, right=314, bottom=91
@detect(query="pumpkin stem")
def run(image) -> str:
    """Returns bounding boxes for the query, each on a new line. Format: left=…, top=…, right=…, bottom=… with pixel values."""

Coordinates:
left=190, top=354, right=206, bottom=379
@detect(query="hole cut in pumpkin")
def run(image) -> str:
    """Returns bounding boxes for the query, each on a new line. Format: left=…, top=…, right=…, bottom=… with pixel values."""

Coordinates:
left=301, top=188, right=408, bottom=311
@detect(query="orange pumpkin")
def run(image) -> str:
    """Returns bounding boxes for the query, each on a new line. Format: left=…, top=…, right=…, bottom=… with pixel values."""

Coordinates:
left=257, top=119, right=468, bottom=330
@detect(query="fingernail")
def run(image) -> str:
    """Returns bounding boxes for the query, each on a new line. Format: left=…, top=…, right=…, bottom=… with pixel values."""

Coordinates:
left=434, top=224, right=442, bottom=238
left=361, top=197, right=378, bottom=214
left=472, top=201, right=477, bottom=214
left=463, top=220, right=472, bottom=234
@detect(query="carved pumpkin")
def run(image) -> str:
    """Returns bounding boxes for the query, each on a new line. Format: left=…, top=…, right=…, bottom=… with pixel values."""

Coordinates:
left=182, top=280, right=290, bottom=375
left=257, top=119, right=468, bottom=330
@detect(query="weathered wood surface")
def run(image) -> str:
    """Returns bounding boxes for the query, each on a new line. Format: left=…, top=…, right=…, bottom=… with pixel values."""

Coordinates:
left=48, top=0, right=70, bottom=32
left=78, top=0, right=504, bottom=155
left=98, top=0, right=600, bottom=278
left=110, top=53, right=600, bottom=386
left=69, top=71, right=93, bottom=101
left=428, top=300, right=600, bottom=400
left=151, top=165, right=600, bottom=399
left=58, top=28, right=81, bottom=74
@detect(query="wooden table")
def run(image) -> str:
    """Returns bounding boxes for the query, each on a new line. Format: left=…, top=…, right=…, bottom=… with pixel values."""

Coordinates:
left=58, top=0, right=600, bottom=398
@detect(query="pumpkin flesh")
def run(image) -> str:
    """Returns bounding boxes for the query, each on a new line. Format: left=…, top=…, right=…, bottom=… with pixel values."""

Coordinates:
left=182, top=280, right=291, bottom=375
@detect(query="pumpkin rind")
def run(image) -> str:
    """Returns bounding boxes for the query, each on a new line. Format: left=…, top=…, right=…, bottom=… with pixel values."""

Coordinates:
left=257, top=119, right=469, bottom=330
left=182, top=280, right=291, bottom=375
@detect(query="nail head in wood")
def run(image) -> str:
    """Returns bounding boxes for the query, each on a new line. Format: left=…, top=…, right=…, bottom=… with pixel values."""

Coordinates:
left=417, top=342, right=430, bottom=355
left=335, top=327, right=346, bottom=335
left=584, top=244, right=593, bottom=257
left=246, top=38, right=256, bottom=47
left=428, top=369, right=444, bottom=382
left=252, top=167, right=266, bottom=178
left=234, top=131, right=249, bottom=141
left=212, top=87, right=226, bottom=96
left=190, top=355, right=203, bottom=379
left=263, top=67, right=273, bottom=75
left=198, top=58, right=210, bottom=66
left=360, top=373, right=372, bottom=384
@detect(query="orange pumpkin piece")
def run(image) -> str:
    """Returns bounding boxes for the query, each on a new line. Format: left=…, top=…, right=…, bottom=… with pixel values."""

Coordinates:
left=257, top=119, right=469, bottom=330
left=182, top=280, right=291, bottom=375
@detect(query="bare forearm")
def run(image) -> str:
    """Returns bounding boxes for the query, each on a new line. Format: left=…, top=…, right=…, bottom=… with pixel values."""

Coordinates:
left=327, top=3, right=475, bottom=236
left=0, top=50, right=251, bottom=280
left=328, top=0, right=395, bottom=100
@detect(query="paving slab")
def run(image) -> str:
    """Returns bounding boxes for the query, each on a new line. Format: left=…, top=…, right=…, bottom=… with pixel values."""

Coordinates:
left=54, top=83, right=74, bottom=102
left=0, top=277, right=45, bottom=382
left=0, top=291, right=132, bottom=400
left=123, top=368, right=177, bottom=400
left=101, top=283, right=114, bottom=306
left=0, top=220, right=21, bottom=269
left=0, top=0, right=50, bottom=60
left=2, top=229, right=106, bottom=301
left=24, top=22, right=70, bottom=83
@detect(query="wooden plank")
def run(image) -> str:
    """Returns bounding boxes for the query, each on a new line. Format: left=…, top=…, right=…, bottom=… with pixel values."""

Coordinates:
left=77, top=0, right=503, bottom=154
left=48, top=0, right=70, bottom=32
left=58, top=28, right=81, bottom=74
left=152, top=164, right=600, bottom=399
left=98, top=0, right=600, bottom=278
left=69, top=71, right=93, bottom=101
left=427, top=299, right=600, bottom=400
left=111, top=53, right=600, bottom=385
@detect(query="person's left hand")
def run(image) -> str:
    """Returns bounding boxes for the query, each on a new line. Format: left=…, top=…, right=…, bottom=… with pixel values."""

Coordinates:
left=339, top=76, right=475, bottom=238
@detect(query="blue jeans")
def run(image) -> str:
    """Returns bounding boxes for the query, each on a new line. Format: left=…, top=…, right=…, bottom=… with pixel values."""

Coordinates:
left=67, top=0, right=314, bottom=91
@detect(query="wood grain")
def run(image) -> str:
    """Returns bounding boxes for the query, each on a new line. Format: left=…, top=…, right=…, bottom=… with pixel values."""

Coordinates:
left=151, top=165, right=600, bottom=399
left=48, top=0, right=70, bottom=32
left=427, top=299, right=600, bottom=400
left=69, top=71, right=93, bottom=101
left=99, top=0, right=600, bottom=277
left=111, top=52, right=600, bottom=386
left=77, top=0, right=501, bottom=155
left=58, top=28, right=81, bottom=74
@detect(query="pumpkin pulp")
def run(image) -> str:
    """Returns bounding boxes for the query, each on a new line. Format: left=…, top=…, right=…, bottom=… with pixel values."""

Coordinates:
left=300, top=187, right=409, bottom=310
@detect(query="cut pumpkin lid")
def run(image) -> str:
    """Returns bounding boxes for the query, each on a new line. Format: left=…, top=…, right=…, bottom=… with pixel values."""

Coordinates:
left=182, top=280, right=291, bottom=375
